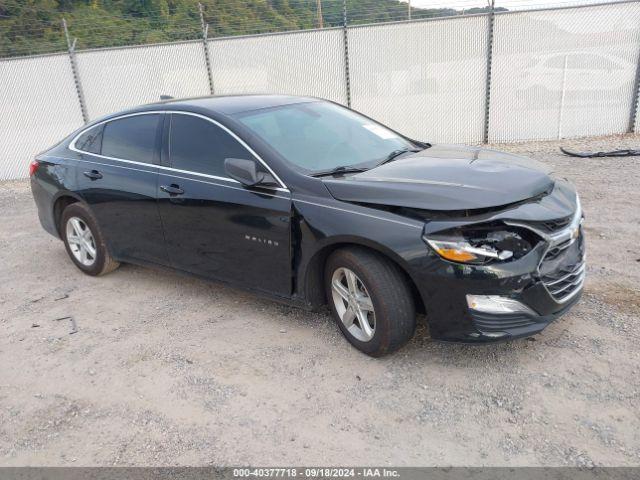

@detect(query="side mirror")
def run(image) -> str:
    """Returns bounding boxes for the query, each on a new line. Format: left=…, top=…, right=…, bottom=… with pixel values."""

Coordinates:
left=224, top=158, right=277, bottom=187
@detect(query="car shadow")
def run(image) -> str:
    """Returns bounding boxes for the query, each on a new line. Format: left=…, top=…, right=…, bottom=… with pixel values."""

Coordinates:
left=106, top=262, right=548, bottom=365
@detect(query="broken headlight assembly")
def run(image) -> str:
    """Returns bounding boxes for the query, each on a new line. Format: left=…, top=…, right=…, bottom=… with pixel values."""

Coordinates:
left=423, top=224, right=539, bottom=265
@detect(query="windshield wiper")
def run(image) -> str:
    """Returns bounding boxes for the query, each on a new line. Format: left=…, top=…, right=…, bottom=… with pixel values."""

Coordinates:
left=311, top=145, right=427, bottom=177
left=377, top=147, right=423, bottom=167
left=310, top=165, right=369, bottom=177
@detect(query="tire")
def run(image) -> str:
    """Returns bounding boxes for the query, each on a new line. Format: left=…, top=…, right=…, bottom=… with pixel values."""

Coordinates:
left=61, top=202, right=120, bottom=276
left=324, top=247, right=416, bottom=357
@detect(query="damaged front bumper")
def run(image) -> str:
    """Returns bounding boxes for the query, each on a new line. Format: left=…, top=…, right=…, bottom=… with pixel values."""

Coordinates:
left=409, top=180, right=586, bottom=343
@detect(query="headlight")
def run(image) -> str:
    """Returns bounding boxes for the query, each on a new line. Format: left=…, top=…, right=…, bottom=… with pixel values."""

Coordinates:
left=424, top=238, right=513, bottom=263
left=423, top=225, right=538, bottom=265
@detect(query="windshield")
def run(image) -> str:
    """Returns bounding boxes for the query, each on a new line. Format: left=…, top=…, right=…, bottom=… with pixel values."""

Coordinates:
left=233, top=101, right=417, bottom=174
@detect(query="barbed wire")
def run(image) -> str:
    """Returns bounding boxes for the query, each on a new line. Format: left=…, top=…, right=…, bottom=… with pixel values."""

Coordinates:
left=4, top=0, right=487, bottom=18
left=0, top=0, right=627, bottom=58
left=0, top=6, right=480, bottom=39
left=0, top=0, right=620, bottom=37
left=1, top=0, right=493, bottom=30
left=0, top=0, right=619, bottom=22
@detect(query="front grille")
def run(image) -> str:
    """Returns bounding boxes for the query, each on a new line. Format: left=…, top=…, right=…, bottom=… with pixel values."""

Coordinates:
left=541, top=261, right=585, bottom=302
left=539, top=228, right=585, bottom=303
left=530, top=216, right=573, bottom=233
left=472, top=312, right=536, bottom=332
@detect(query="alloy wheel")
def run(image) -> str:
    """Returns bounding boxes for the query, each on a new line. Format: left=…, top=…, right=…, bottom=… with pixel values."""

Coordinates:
left=66, top=216, right=97, bottom=267
left=331, top=267, right=376, bottom=342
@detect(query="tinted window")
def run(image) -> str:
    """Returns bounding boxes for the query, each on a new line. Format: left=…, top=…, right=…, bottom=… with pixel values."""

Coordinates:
left=101, top=114, right=160, bottom=164
left=75, top=125, right=103, bottom=154
left=169, top=114, right=253, bottom=177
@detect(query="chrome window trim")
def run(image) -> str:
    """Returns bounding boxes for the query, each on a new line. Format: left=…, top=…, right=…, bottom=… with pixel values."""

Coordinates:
left=48, top=155, right=159, bottom=176
left=72, top=123, right=103, bottom=155
left=46, top=153, right=417, bottom=222
left=46, top=158, right=419, bottom=229
left=70, top=111, right=163, bottom=168
left=167, top=111, right=288, bottom=191
left=42, top=154, right=291, bottom=200
left=159, top=173, right=291, bottom=200
left=69, top=109, right=290, bottom=193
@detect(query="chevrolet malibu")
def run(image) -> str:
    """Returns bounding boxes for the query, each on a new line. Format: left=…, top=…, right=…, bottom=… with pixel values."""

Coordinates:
left=30, top=95, right=585, bottom=356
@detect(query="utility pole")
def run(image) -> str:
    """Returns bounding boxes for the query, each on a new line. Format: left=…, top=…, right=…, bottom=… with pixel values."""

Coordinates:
left=316, top=0, right=323, bottom=28
left=62, top=18, right=88, bottom=123
left=408, top=0, right=411, bottom=20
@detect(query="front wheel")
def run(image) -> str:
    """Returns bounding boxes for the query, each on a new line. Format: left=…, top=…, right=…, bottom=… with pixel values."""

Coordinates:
left=325, top=247, right=416, bottom=357
left=61, top=202, right=120, bottom=276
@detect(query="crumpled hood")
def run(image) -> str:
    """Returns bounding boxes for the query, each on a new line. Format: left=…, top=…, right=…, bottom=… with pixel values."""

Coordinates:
left=322, top=144, right=555, bottom=211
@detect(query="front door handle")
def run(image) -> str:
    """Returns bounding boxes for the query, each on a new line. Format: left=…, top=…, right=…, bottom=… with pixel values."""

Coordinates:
left=160, top=184, right=185, bottom=196
left=83, top=170, right=102, bottom=180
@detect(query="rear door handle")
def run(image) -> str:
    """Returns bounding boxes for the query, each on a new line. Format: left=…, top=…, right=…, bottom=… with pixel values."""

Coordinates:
left=83, top=170, right=102, bottom=180
left=160, top=184, right=184, bottom=195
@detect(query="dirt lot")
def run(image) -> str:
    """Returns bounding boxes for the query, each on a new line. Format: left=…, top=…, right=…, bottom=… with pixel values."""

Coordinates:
left=1, top=134, right=639, bottom=467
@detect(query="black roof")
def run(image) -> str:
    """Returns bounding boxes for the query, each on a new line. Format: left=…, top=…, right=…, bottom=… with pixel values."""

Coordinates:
left=143, top=94, right=319, bottom=115
left=80, top=94, right=324, bottom=130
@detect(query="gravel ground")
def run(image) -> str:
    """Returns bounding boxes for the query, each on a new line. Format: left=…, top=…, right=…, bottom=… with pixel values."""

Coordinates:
left=0, top=134, right=639, bottom=467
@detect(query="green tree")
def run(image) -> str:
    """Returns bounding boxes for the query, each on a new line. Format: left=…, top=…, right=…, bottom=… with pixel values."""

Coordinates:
left=0, top=0, right=496, bottom=57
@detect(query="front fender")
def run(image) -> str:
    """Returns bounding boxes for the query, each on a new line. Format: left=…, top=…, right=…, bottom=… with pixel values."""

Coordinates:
left=291, top=196, right=428, bottom=307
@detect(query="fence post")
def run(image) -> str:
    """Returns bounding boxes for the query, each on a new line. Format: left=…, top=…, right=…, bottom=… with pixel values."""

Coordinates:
left=199, top=2, right=215, bottom=95
left=557, top=54, right=568, bottom=139
left=342, top=0, right=352, bottom=108
left=482, top=0, right=496, bottom=144
left=316, top=0, right=324, bottom=28
left=62, top=18, right=88, bottom=124
left=628, top=44, right=640, bottom=133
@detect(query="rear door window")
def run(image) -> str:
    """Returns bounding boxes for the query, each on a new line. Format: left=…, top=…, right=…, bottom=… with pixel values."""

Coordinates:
left=101, top=114, right=161, bottom=164
left=168, top=114, right=254, bottom=178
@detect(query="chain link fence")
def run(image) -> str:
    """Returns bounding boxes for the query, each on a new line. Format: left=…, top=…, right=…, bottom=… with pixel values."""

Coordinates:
left=349, top=14, right=489, bottom=143
left=489, top=1, right=640, bottom=141
left=0, top=53, right=85, bottom=180
left=207, top=28, right=348, bottom=103
left=1, top=1, right=640, bottom=180
left=77, top=41, right=211, bottom=119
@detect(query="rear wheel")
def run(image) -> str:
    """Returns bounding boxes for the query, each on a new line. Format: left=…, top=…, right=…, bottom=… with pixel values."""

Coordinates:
left=61, top=203, right=120, bottom=276
left=325, top=247, right=416, bottom=357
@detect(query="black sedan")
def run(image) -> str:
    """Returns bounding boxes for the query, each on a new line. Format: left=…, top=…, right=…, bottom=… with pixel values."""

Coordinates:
left=30, top=95, right=585, bottom=356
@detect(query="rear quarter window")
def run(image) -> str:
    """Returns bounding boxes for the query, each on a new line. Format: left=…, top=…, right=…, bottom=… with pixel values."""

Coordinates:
left=74, top=125, right=103, bottom=154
